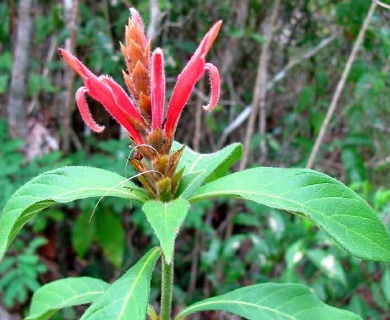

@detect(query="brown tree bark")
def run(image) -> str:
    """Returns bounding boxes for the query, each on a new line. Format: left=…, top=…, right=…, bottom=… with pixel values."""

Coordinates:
left=7, top=0, right=35, bottom=140
left=62, top=0, right=79, bottom=153
left=219, top=0, right=249, bottom=79
left=147, top=0, right=162, bottom=42
left=239, top=0, right=280, bottom=170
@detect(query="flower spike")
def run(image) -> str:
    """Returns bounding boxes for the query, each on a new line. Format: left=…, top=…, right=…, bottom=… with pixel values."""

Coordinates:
left=165, top=20, right=222, bottom=137
left=129, top=8, right=148, bottom=47
left=60, top=8, right=222, bottom=200
left=121, top=8, right=151, bottom=119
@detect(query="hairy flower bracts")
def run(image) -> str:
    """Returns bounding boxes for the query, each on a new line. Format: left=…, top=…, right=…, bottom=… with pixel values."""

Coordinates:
left=59, top=9, right=222, bottom=200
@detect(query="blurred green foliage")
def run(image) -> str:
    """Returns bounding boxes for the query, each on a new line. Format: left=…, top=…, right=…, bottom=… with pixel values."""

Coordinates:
left=0, top=0, right=389, bottom=318
left=0, top=237, right=47, bottom=308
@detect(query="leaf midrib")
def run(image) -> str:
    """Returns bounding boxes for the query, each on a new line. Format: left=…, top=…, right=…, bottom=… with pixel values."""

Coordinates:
left=117, top=247, right=160, bottom=318
left=30, top=289, right=105, bottom=313
left=190, top=188, right=389, bottom=256
left=179, top=299, right=297, bottom=320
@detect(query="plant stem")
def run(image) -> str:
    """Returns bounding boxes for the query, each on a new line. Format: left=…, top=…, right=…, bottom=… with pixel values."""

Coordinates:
left=160, top=255, right=173, bottom=320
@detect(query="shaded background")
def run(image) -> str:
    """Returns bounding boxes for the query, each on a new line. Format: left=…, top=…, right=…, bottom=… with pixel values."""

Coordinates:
left=0, top=0, right=390, bottom=319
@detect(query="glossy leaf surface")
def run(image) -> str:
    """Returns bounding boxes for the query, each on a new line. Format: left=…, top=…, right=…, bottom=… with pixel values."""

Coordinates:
left=0, top=166, right=148, bottom=261
left=306, top=249, right=347, bottom=286
left=190, top=167, right=390, bottom=262
left=176, top=283, right=362, bottom=320
left=174, top=142, right=242, bottom=198
left=80, top=247, right=161, bottom=320
left=25, top=277, right=109, bottom=320
left=143, top=199, right=189, bottom=264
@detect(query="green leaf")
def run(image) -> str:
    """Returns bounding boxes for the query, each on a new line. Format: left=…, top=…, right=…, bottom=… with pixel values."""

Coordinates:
left=25, top=277, right=109, bottom=320
left=142, top=199, right=189, bottom=264
left=189, top=167, right=390, bottom=262
left=173, top=142, right=242, bottom=198
left=28, top=74, right=57, bottom=96
left=381, top=268, right=390, bottom=303
left=0, top=74, right=9, bottom=94
left=348, top=294, right=368, bottom=319
left=285, top=240, right=304, bottom=270
left=96, top=211, right=125, bottom=268
left=0, top=166, right=149, bottom=262
left=72, top=210, right=96, bottom=258
left=80, top=247, right=161, bottom=320
left=251, top=32, right=265, bottom=44
left=175, top=283, right=362, bottom=320
left=297, top=86, right=315, bottom=112
left=306, top=250, right=347, bottom=286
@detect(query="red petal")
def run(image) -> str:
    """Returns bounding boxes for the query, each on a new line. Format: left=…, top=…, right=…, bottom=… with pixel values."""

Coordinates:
left=75, top=87, right=105, bottom=133
left=164, top=56, right=205, bottom=136
left=194, top=21, right=222, bottom=58
left=165, top=21, right=222, bottom=136
left=60, top=48, right=145, bottom=144
left=59, top=48, right=95, bottom=81
left=202, top=63, right=220, bottom=111
left=151, top=49, right=165, bottom=130
left=100, top=76, right=145, bottom=124
left=85, top=76, right=144, bottom=144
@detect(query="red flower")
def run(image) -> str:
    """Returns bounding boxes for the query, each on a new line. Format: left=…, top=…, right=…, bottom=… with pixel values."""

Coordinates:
left=164, top=21, right=221, bottom=137
left=59, top=8, right=221, bottom=154
left=60, top=50, right=146, bottom=144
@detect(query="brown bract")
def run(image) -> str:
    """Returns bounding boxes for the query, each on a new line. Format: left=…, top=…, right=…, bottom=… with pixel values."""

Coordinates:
left=120, top=9, right=152, bottom=121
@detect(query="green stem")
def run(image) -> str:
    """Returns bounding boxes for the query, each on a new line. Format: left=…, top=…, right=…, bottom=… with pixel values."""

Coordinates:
left=160, top=255, right=174, bottom=320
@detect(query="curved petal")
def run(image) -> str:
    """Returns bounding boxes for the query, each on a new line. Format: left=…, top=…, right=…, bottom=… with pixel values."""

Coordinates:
left=59, top=48, right=95, bottom=81
left=100, top=76, right=145, bottom=125
left=165, top=21, right=222, bottom=137
left=151, top=49, right=165, bottom=130
left=202, top=63, right=220, bottom=111
left=85, top=76, right=144, bottom=144
left=60, top=48, right=145, bottom=144
left=164, top=57, right=205, bottom=136
left=194, top=21, right=223, bottom=58
left=75, top=87, right=105, bottom=133
left=61, top=49, right=143, bottom=123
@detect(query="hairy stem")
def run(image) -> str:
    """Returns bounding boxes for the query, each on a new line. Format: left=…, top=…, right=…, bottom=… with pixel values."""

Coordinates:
left=160, top=255, right=174, bottom=320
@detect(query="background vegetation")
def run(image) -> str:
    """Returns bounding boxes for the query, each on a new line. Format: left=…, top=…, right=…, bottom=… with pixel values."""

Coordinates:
left=0, top=0, right=389, bottom=319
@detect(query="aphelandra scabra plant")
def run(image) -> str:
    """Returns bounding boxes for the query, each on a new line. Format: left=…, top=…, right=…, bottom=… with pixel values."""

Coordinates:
left=0, top=8, right=389, bottom=320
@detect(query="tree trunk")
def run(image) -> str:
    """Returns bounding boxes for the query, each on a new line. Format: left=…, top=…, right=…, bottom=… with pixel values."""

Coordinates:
left=7, top=0, right=35, bottom=140
left=62, top=0, right=79, bottom=153
left=240, top=0, right=280, bottom=170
